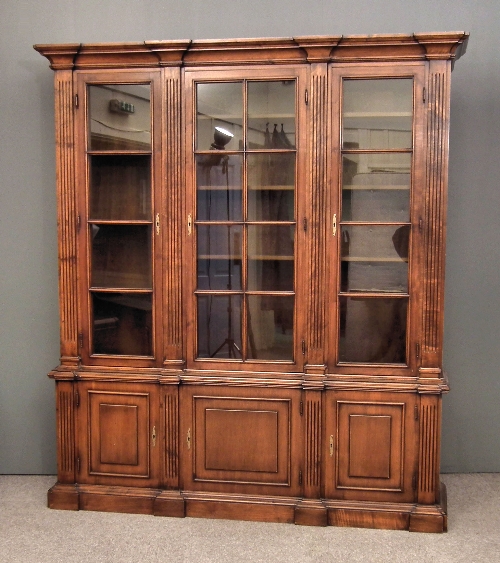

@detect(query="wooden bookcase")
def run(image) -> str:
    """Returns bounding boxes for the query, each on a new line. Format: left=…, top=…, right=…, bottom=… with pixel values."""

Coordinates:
left=35, top=32, right=468, bottom=532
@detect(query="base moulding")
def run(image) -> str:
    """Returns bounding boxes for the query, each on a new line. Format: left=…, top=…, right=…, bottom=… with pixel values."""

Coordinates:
left=47, top=482, right=448, bottom=532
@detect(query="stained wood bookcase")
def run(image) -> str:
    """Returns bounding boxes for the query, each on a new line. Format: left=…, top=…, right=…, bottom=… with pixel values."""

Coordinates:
left=35, top=33, right=468, bottom=532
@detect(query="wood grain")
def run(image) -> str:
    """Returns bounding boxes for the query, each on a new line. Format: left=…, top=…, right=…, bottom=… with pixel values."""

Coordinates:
left=36, top=33, right=467, bottom=531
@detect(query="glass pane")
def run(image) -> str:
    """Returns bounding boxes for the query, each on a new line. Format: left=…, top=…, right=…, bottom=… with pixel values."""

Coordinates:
left=196, top=155, right=242, bottom=221
left=197, top=295, right=242, bottom=359
left=340, top=225, right=409, bottom=293
left=247, top=295, right=294, bottom=360
left=248, top=225, right=294, bottom=291
left=196, top=83, right=242, bottom=151
left=342, top=78, right=413, bottom=150
left=197, top=225, right=242, bottom=290
left=89, top=84, right=151, bottom=151
left=342, top=154, right=410, bottom=222
left=247, top=81, right=296, bottom=149
left=90, top=155, right=151, bottom=221
left=339, top=297, right=407, bottom=363
left=92, top=292, right=152, bottom=356
left=247, top=154, right=295, bottom=221
left=91, top=225, right=152, bottom=289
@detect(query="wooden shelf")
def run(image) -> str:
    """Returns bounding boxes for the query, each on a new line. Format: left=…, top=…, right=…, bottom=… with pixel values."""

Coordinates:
left=343, top=112, right=412, bottom=118
left=197, top=185, right=294, bottom=191
left=343, top=185, right=409, bottom=191
left=249, top=255, right=294, bottom=260
left=198, top=255, right=293, bottom=260
left=197, top=113, right=294, bottom=120
left=341, top=256, right=408, bottom=262
left=88, top=220, right=152, bottom=225
left=197, top=185, right=242, bottom=191
left=90, top=287, right=153, bottom=293
left=198, top=255, right=242, bottom=260
left=249, top=185, right=294, bottom=191
left=340, top=289, right=408, bottom=295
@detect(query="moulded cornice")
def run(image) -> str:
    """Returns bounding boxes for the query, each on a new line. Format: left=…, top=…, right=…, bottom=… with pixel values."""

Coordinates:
left=34, top=32, right=469, bottom=70
left=33, top=43, right=80, bottom=70
left=181, top=36, right=307, bottom=66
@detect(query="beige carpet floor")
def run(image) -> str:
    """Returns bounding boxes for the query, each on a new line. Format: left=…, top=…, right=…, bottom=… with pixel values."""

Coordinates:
left=1, top=474, right=499, bottom=562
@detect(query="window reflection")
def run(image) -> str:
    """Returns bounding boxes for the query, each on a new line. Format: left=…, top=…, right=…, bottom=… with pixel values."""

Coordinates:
left=89, top=84, right=151, bottom=151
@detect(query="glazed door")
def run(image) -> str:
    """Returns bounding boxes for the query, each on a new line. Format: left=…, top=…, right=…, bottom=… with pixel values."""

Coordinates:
left=75, top=71, right=163, bottom=368
left=184, top=66, right=308, bottom=372
left=328, top=64, right=426, bottom=375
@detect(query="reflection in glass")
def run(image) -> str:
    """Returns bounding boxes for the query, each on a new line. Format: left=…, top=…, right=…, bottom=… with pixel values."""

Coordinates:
left=247, top=295, right=294, bottom=360
left=247, top=153, right=295, bottom=221
left=194, top=80, right=297, bottom=364
left=90, top=155, right=151, bottom=221
left=92, top=292, right=152, bottom=356
left=340, top=225, right=409, bottom=293
left=196, top=155, right=242, bottom=221
left=247, top=81, right=296, bottom=149
left=342, top=154, right=411, bottom=222
left=196, top=83, right=242, bottom=151
left=248, top=225, right=294, bottom=291
left=339, top=297, right=407, bottom=363
left=248, top=152, right=295, bottom=188
left=342, top=78, right=413, bottom=150
left=197, top=225, right=242, bottom=290
left=197, top=295, right=242, bottom=358
left=91, top=225, right=152, bottom=289
left=88, top=84, right=151, bottom=151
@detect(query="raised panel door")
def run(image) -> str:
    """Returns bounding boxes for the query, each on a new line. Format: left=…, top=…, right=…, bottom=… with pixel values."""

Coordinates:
left=324, top=391, right=419, bottom=502
left=180, top=386, right=302, bottom=496
left=77, top=382, right=160, bottom=487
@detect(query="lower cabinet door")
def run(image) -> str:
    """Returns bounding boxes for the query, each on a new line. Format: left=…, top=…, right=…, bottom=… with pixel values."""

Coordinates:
left=180, top=385, right=303, bottom=497
left=324, top=390, right=419, bottom=503
left=76, top=381, right=160, bottom=487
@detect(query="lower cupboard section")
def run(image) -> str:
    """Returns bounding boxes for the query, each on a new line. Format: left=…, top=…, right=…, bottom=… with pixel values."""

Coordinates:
left=48, top=379, right=448, bottom=532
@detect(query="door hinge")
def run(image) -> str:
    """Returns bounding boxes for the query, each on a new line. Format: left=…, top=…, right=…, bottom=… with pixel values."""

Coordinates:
left=299, top=470, right=303, bottom=485
left=412, top=473, right=418, bottom=491
left=303, top=217, right=307, bottom=232
left=301, top=340, right=306, bottom=355
left=416, top=343, right=420, bottom=359
left=305, top=89, right=309, bottom=105
left=300, top=401, right=304, bottom=416
left=415, top=404, right=419, bottom=420
left=75, top=94, right=79, bottom=109
left=75, top=390, right=80, bottom=408
left=423, top=87, right=426, bottom=103
left=78, top=332, right=83, bottom=350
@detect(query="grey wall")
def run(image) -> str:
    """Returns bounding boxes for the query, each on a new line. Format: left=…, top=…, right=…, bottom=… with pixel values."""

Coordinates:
left=0, top=0, right=498, bottom=474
